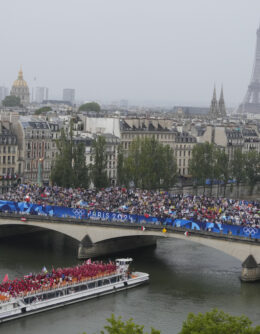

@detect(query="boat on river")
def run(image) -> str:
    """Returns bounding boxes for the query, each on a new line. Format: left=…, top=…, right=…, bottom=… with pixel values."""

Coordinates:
left=0, top=258, right=149, bottom=323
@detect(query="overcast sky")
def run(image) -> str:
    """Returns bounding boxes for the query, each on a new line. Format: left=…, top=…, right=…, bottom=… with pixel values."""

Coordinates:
left=1, top=0, right=260, bottom=107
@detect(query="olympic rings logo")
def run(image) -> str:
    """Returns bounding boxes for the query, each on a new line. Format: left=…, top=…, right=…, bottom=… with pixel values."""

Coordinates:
left=243, top=227, right=258, bottom=236
left=72, top=208, right=85, bottom=217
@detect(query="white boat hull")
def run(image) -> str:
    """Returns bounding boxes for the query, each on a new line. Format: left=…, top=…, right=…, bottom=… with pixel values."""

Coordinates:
left=0, top=272, right=149, bottom=323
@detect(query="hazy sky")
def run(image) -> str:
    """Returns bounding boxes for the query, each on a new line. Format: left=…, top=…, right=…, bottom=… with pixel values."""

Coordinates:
left=1, top=0, right=260, bottom=106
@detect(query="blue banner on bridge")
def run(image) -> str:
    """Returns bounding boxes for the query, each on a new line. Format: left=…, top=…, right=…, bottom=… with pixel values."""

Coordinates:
left=0, top=200, right=259, bottom=240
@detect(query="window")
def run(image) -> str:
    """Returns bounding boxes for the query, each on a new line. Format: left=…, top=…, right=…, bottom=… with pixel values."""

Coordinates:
left=3, top=146, right=6, bottom=153
left=12, top=156, right=15, bottom=164
left=2, top=168, right=5, bottom=174
left=3, top=157, right=6, bottom=164
left=8, top=146, right=11, bottom=153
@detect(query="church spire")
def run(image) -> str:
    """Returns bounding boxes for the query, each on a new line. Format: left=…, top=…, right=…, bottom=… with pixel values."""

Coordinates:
left=213, top=84, right=217, bottom=100
left=219, top=85, right=226, bottom=117
left=209, top=85, right=218, bottom=118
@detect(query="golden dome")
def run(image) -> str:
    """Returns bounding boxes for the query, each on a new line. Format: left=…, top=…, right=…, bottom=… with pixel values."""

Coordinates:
left=12, top=68, right=28, bottom=88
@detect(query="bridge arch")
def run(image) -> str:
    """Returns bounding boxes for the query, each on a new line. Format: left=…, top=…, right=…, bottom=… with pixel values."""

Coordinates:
left=0, top=217, right=260, bottom=263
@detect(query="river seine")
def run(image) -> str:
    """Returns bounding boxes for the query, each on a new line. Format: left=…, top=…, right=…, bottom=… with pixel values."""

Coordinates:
left=1, top=231, right=260, bottom=334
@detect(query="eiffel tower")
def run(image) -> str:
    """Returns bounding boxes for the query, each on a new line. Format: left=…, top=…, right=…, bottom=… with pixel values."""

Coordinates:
left=238, top=25, right=260, bottom=113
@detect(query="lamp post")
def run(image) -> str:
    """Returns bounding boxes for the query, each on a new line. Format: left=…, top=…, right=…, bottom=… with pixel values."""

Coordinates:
left=37, top=158, right=44, bottom=186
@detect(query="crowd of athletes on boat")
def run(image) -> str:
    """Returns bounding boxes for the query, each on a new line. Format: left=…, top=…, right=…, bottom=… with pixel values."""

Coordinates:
left=0, top=261, right=116, bottom=301
left=0, top=184, right=260, bottom=227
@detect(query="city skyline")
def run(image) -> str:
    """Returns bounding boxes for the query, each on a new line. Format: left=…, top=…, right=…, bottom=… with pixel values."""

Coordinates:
left=1, top=0, right=260, bottom=107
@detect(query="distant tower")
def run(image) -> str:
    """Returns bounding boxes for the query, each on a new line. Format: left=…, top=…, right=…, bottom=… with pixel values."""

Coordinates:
left=35, top=87, right=48, bottom=103
left=238, top=25, right=260, bottom=113
left=10, top=68, right=30, bottom=106
left=0, top=87, right=8, bottom=102
left=218, top=85, right=226, bottom=117
left=63, top=88, right=75, bottom=105
left=209, top=86, right=218, bottom=118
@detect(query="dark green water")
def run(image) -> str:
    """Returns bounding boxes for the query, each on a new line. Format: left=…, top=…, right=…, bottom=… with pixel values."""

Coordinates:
left=0, top=231, right=260, bottom=334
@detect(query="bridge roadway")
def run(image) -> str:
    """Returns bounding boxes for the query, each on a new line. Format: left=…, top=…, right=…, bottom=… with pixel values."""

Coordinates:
left=0, top=213, right=260, bottom=265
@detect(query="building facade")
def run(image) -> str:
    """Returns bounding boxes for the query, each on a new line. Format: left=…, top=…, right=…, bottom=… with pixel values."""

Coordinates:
left=0, top=121, right=20, bottom=192
left=120, top=118, right=196, bottom=176
left=13, top=117, right=55, bottom=184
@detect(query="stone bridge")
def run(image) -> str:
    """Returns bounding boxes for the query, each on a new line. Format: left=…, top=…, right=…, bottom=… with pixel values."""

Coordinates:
left=0, top=214, right=260, bottom=265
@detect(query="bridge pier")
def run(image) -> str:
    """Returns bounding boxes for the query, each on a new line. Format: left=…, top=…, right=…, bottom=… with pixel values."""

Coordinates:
left=241, top=255, right=260, bottom=282
left=78, top=235, right=157, bottom=259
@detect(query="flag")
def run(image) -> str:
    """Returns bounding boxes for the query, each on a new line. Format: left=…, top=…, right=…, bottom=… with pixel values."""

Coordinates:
left=184, top=231, right=189, bottom=237
left=42, top=266, right=48, bottom=274
left=141, top=226, right=146, bottom=231
left=162, top=228, right=167, bottom=233
left=2, top=274, right=9, bottom=283
left=86, top=259, right=91, bottom=265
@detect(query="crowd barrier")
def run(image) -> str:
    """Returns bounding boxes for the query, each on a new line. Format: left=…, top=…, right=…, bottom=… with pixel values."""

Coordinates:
left=0, top=200, right=259, bottom=239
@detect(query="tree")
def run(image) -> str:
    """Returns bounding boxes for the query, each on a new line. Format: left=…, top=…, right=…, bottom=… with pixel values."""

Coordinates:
left=178, top=309, right=260, bottom=334
left=78, top=102, right=101, bottom=112
left=122, top=137, right=177, bottom=190
left=160, top=144, right=178, bottom=190
left=82, top=314, right=160, bottom=334
left=50, top=127, right=89, bottom=188
left=34, top=106, right=52, bottom=115
left=72, top=141, right=89, bottom=188
left=230, top=148, right=246, bottom=196
left=214, top=148, right=229, bottom=196
left=244, top=150, right=260, bottom=194
left=91, top=135, right=109, bottom=189
left=189, top=142, right=215, bottom=193
left=2, top=95, right=21, bottom=107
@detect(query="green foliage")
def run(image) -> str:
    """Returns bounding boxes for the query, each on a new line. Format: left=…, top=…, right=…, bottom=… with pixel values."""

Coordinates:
left=179, top=309, right=260, bottom=334
left=189, top=142, right=215, bottom=187
left=244, top=150, right=260, bottom=193
left=189, top=144, right=260, bottom=194
left=34, top=106, right=52, bottom=115
left=91, top=136, right=109, bottom=189
left=78, top=102, right=101, bottom=112
left=2, top=95, right=21, bottom=107
left=214, top=148, right=229, bottom=195
left=122, top=137, right=177, bottom=190
left=51, top=128, right=89, bottom=188
left=82, top=314, right=160, bottom=334
left=230, top=148, right=246, bottom=186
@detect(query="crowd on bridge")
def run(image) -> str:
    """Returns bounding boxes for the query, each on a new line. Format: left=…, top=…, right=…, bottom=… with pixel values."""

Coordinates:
left=0, top=184, right=260, bottom=228
left=0, top=261, right=116, bottom=301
